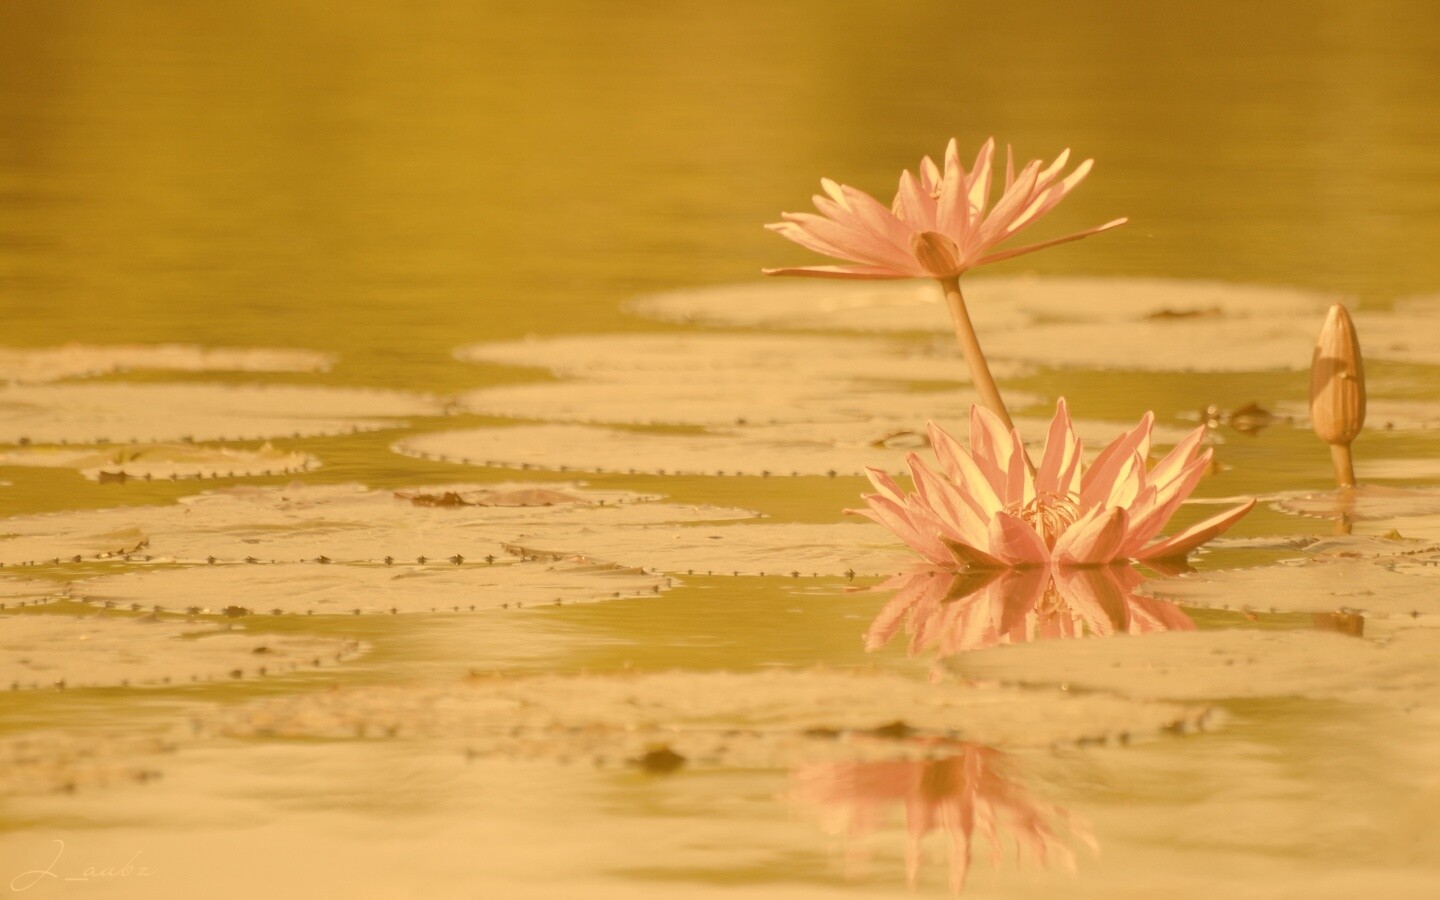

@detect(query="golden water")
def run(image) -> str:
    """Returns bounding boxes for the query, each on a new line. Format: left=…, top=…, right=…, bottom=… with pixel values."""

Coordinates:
left=3, top=2, right=1440, bottom=897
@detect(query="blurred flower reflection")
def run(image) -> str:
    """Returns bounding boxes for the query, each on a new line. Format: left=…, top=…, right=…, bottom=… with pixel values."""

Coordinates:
left=867, top=563, right=1194, bottom=658
left=792, top=739, right=1095, bottom=893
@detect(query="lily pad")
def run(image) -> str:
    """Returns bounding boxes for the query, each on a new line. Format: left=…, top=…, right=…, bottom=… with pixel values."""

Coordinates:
left=503, top=521, right=914, bottom=577
left=0, top=730, right=178, bottom=796
left=216, top=667, right=1214, bottom=758
left=0, top=441, right=318, bottom=481
left=0, top=614, right=365, bottom=690
left=0, top=576, right=65, bottom=607
left=0, top=343, right=334, bottom=385
left=955, top=624, right=1440, bottom=708
left=1355, top=298, right=1440, bottom=366
left=68, top=558, right=669, bottom=616
left=626, top=276, right=1334, bottom=335
left=455, top=332, right=1022, bottom=385
left=394, top=415, right=1197, bottom=479
left=0, top=481, right=754, bottom=566
left=0, top=383, right=446, bottom=445
left=1140, top=557, right=1440, bottom=619
left=1273, top=486, right=1440, bottom=540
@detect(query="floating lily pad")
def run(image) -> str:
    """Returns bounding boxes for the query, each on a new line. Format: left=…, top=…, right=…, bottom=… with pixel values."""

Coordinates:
left=0, top=383, right=446, bottom=445
left=1355, top=299, right=1440, bottom=366
left=69, top=558, right=668, bottom=616
left=956, top=625, right=1440, bottom=707
left=974, top=317, right=1327, bottom=371
left=0, top=441, right=318, bottom=481
left=0, top=481, right=754, bottom=566
left=627, top=276, right=1333, bottom=335
left=1353, top=458, right=1440, bottom=481
left=395, top=415, right=1197, bottom=479
left=455, top=332, right=1022, bottom=385
left=504, top=521, right=914, bottom=577
left=0, top=344, right=334, bottom=385
left=0, top=614, right=365, bottom=690
left=0, top=729, right=178, bottom=796
left=216, top=668, right=1213, bottom=759
left=1141, top=557, right=1440, bottom=618
left=0, top=576, right=64, bottom=607
left=1273, top=486, right=1440, bottom=540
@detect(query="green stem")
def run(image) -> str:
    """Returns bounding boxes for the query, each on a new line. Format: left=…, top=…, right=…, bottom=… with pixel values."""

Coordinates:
left=938, top=276, right=1015, bottom=432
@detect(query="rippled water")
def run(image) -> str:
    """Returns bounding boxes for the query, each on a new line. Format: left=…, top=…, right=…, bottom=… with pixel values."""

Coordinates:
left=3, top=3, right=1440, bottom=897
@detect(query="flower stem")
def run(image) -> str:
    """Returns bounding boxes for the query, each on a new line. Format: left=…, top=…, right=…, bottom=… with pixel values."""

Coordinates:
left=1330, top=442, right=1357, bottom=489
left=938, top=276, right=1016, bottom=431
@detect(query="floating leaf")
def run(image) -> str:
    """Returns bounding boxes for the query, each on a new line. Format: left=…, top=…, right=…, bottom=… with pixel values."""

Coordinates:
left=217, top=668, right=1213, bottom=758
left=1273, top=486, right=1440, bottom=539
left=0, top=383, right=446, bottom=445
left=70, top=558, right=668, bottom=616
left=0, top=614, right=365, bottom=690
left=1141, top=556, right=1440, bottom=618
left=504, top=521, right=914, bottom=577
left=0, top=481, right=753, bottom=566
left=955, top=624, right=1440, bottom=707
left=0, top=730, right=177, bottom=796
left=456, top=332, right=1024, bottom=385
left=0, top=576, right=64, bottom=607
left=0, top=441, right=317, bottom=481
left=626, top=276, right=1333, bottom=334
left=0, top=343, right=334, bottom=385
left=395, top=416, right=1197, bottom=480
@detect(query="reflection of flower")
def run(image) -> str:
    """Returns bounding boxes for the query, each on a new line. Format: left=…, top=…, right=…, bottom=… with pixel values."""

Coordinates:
left=763, top=138, right=1124, bottom=281
left=852, top=399, right=1255, bottom=567
left=792, top=740, right=1095, bottom=893
left=866, top=563, right=1195, bottom=658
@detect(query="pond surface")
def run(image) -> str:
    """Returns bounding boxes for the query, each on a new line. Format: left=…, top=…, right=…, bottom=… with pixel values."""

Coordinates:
left=2, top=2, right=1440, bottom=897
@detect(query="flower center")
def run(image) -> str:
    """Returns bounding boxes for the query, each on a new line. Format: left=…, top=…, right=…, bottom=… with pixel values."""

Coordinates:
left=1010, top=491, right=1081, bottom=549
left=909, top=230, right=963, bottom=277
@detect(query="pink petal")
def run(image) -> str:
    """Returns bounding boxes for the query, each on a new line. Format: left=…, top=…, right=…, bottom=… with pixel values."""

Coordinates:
left=1054, top=507, right=1129, bottom=566
left=987, top=511, right=1050, bottom=567
left=907, top=453, right=990, bottom=548
left=893, top=169, right=938, bottom=230
left=1035, top=398, right=1081, bottom=496
left=973, top=217, right=1128, bottom=268
left=762, top=264, right=914, bottom=279
left=1119, top=458, right=1210, bottom=556
left=1134, top=499, right=1257, bottom=561
left=967, top=405, right=1013, bottom=498
left=927, top=421, right=1004, bottom=516
left=1081, top=411, right=1153, bottom=508
left=941, top=535, right=1006, bottom=569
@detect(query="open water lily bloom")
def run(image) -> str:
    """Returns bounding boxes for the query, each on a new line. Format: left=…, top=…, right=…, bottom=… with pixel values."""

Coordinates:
left=853, top=400, right=1255, bottom=568
left=764, top=138, right=1127, bottom=280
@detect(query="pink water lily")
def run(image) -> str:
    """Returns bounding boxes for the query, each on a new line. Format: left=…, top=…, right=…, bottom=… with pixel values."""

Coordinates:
left=764, top=137, right=1125, bottom=281
left=852, top=399, right=1255, bottom=568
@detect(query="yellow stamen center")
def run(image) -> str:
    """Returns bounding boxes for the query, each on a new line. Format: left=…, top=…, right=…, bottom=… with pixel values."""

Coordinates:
left=1009, top=491, right=1081, bottom=549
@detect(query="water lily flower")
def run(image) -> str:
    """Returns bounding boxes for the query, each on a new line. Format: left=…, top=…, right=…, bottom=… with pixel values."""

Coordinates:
left=765, top=138, right=1126, bottom=433
left=851, top=399, right=1255, bottom=568
left=866, top=563, right=1195, bottom=659
left=792, top=740, right=1094, bottom=893
left=764, top=138, right=1124, bottom=282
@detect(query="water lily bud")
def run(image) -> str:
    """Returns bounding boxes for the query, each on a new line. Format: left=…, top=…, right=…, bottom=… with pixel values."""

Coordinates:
left=910, top=231, right=963, bottom=277
left=1309, top=303, right=1366, bottom=446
